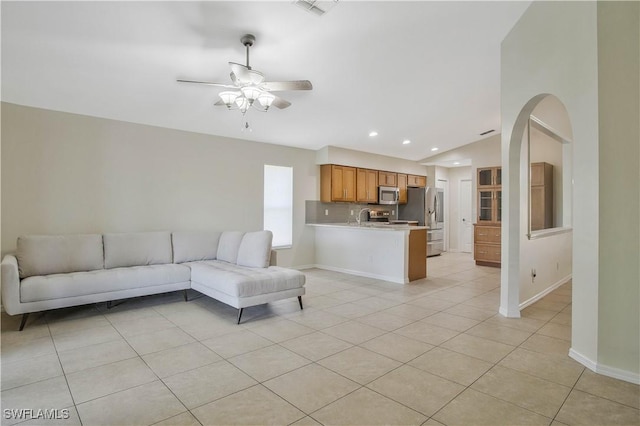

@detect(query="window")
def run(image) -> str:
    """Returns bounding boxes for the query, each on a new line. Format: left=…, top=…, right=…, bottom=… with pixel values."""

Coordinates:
left=264, top=165, right=293, bottom=248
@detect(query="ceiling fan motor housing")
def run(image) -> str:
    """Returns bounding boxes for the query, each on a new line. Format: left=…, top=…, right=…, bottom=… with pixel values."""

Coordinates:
left=241, top=34, right=255, bottom=47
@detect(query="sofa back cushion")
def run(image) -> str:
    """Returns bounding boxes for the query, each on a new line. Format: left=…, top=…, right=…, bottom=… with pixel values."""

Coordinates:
left=103, top=232, right=172, bottom=269
left=172, top=231, right=222, bottom=263
left=16, top=234, right=104, bottom=279
left=216, top=231, right=245, bottom=264
left=236, top=231, right=273, bottom=268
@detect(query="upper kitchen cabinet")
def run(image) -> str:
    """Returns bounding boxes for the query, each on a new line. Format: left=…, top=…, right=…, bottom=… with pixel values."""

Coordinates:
left=397, top=173, right=408, bottom=204
left=378, top=171, right=397, bottom=187
left=477, top=188, right=502, bottom=223
left=356, top=168, right=378, bottom=203
left=477, top=167, right=501, bottom=188
left=407, top=174, right=427, bottom=187
left=530, top=162, right=554, bottom=231
left=477, top=166, right=502, bottom=223
left=321, top=164, right=356, bottom=202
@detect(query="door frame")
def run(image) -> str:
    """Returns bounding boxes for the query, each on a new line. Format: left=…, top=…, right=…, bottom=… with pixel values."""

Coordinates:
left=459, top=178, right=473, bottom=253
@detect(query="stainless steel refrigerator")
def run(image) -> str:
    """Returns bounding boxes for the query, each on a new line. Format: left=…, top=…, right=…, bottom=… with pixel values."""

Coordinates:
left=398, top=187, right=444, bottom=256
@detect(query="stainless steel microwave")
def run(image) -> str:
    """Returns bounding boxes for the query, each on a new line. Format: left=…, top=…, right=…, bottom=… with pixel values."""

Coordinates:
left=378, top=186, right=399, bottom=205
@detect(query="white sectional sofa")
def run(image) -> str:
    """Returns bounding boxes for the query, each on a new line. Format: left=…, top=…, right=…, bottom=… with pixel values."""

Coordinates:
left=1, top=230, right=305, bottom=329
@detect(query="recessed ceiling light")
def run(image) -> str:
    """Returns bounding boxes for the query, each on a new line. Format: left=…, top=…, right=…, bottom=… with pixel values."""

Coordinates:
left=369, top=131, right=378, bottom=137
left=453, top=161, right=460, bottom=165
left=431, top=147, right=439, bottom=152
left=403, top=139, right=411, bottom=145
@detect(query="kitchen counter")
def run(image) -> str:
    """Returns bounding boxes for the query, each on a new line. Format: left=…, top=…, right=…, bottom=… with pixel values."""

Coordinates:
left=308, top=222, right=428, bottom=231
left=308, top=223, right=427, bottom=284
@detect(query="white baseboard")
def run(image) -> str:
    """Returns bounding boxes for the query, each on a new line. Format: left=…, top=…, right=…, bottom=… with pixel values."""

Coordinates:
left=499, top=305, right=521, bottom=318
left=293, top=264, right=317, bottom=270
left=307, top=264, right=405, bottom=284
left=519, top=274, right=572, bottom=310
left=569, top=348, right=640, bottom=385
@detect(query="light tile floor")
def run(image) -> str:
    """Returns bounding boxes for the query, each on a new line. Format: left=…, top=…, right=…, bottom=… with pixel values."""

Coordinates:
left=1, top=253, right=638, bottom=425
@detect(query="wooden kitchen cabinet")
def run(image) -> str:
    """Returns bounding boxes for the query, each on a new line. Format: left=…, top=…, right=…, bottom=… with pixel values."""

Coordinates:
left=321, top=164, right=356, bottom=202
left=378, top=171, right=397, bottom=187
left=530, top=162, right=553, bottom=231
left=474, top=224, right=501, bottom=267
left=477, top=188, right=502, bottom=223
left=397, top=174, right=408, bottom=204
left=407, top=174, right=427, bottom=187
left=477, top=167, right=501, bottom=188
left=475, top=165, right=502, bottom=267
left=356, top=168, right=379, bottom=203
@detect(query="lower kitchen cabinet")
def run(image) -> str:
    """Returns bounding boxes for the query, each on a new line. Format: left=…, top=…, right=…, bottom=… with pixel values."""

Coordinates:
left=474, top=224, right=501, bottom=267
left=408, top=228, right=427, bottom=281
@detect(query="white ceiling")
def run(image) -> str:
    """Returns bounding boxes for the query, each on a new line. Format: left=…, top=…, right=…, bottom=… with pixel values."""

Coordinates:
left=1, top=1, right=530, bottom=161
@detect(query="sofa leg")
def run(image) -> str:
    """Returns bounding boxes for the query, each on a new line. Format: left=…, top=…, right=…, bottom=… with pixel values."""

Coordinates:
left=19, top=313, right=29, bottom=331
left=237, top=308, right=244, bottom=325
left=106, top=300, right=125, bottom=310
left=298, top=296, right=303, bottom=310
left=183, top=289, right=188, bottom=302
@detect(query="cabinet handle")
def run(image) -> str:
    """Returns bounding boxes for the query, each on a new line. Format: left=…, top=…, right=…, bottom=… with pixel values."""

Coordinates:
left=479, top=233, right=488, bottom=236
left=478, top=251, right=487, bottom=254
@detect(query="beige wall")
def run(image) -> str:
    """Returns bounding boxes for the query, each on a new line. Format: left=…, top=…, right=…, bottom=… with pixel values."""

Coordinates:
left=596, top=1, right=640, bottom=378
left=502, top=0, right=639, bottom=383
left=316, top=146, right=428, bottom=175
left=1, top=103, right=318, bottom=268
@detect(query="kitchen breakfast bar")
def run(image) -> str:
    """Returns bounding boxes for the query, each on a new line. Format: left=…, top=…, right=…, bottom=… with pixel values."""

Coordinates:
left=308, top=223, right=427, bottom=284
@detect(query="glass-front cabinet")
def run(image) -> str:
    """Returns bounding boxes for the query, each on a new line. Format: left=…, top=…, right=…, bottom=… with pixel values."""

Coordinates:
left=476, top=167, right=502, bottom=223
left=477, top=167, right=501, bottom=188
left=475, top=165, right=502, bottom=267
left=478, top=189, right=501, bottom=223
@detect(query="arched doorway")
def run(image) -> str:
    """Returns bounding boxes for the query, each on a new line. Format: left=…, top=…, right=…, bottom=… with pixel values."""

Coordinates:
left=500, top=94, right=573, bottom=318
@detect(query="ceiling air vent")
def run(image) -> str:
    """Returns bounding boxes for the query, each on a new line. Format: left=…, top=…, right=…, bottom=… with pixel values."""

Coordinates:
left=293, top=0, right=339, bottom=16
left=479, top=129, right=495, bottom=136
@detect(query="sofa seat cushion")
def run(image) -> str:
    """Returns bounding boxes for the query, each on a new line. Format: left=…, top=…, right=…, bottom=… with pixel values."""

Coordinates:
left=21, top=264, right=191, bottom=303
left=188, top=261, right=305, bottom=298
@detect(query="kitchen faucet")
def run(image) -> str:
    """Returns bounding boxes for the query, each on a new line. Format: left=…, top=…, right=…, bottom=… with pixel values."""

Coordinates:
left=356, top=208, right=372, bottom=225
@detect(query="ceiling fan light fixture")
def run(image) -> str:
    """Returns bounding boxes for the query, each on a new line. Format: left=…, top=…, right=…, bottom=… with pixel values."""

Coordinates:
left=235, top=96, right=250, bottom=113
left=257, top=92, right=276, bottom=109
left=219, top=91, right=240, bottom=109
left=241, top=86, right=262, bottom=105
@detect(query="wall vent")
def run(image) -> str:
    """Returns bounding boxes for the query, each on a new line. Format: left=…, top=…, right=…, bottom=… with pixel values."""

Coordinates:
left=293, top=0, right=339, bottom=16
left=479, top=129, right=495, bottom=136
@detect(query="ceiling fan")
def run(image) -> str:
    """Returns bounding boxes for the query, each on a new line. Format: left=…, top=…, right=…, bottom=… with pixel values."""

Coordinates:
left=178, top=34, right=312, bottom=114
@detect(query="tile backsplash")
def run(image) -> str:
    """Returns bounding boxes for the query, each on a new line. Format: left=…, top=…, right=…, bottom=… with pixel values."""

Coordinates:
left=305, top=200, right=398, bottom=224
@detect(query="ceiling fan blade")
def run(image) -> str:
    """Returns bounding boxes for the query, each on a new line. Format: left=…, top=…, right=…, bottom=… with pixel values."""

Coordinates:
left=229, top=62, right=251, bottom=82
left=214, top=99, right=226, bottom=106
left=177, top=79, right=237, bottom=89
left=262, top=80, right=313, bottom=91
left=272, top=95, right=292, bottom=109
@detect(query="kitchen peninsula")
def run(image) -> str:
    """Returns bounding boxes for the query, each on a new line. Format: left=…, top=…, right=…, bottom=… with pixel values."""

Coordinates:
left=308, top=223, right=427, bottom=284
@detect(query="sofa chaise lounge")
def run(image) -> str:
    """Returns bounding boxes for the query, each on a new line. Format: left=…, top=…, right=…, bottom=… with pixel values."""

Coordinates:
left=1, top=230, right=305, bottom=329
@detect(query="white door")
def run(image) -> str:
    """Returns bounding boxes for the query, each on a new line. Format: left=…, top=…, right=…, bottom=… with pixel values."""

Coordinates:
left=459, top=179, right=473, bottom=253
